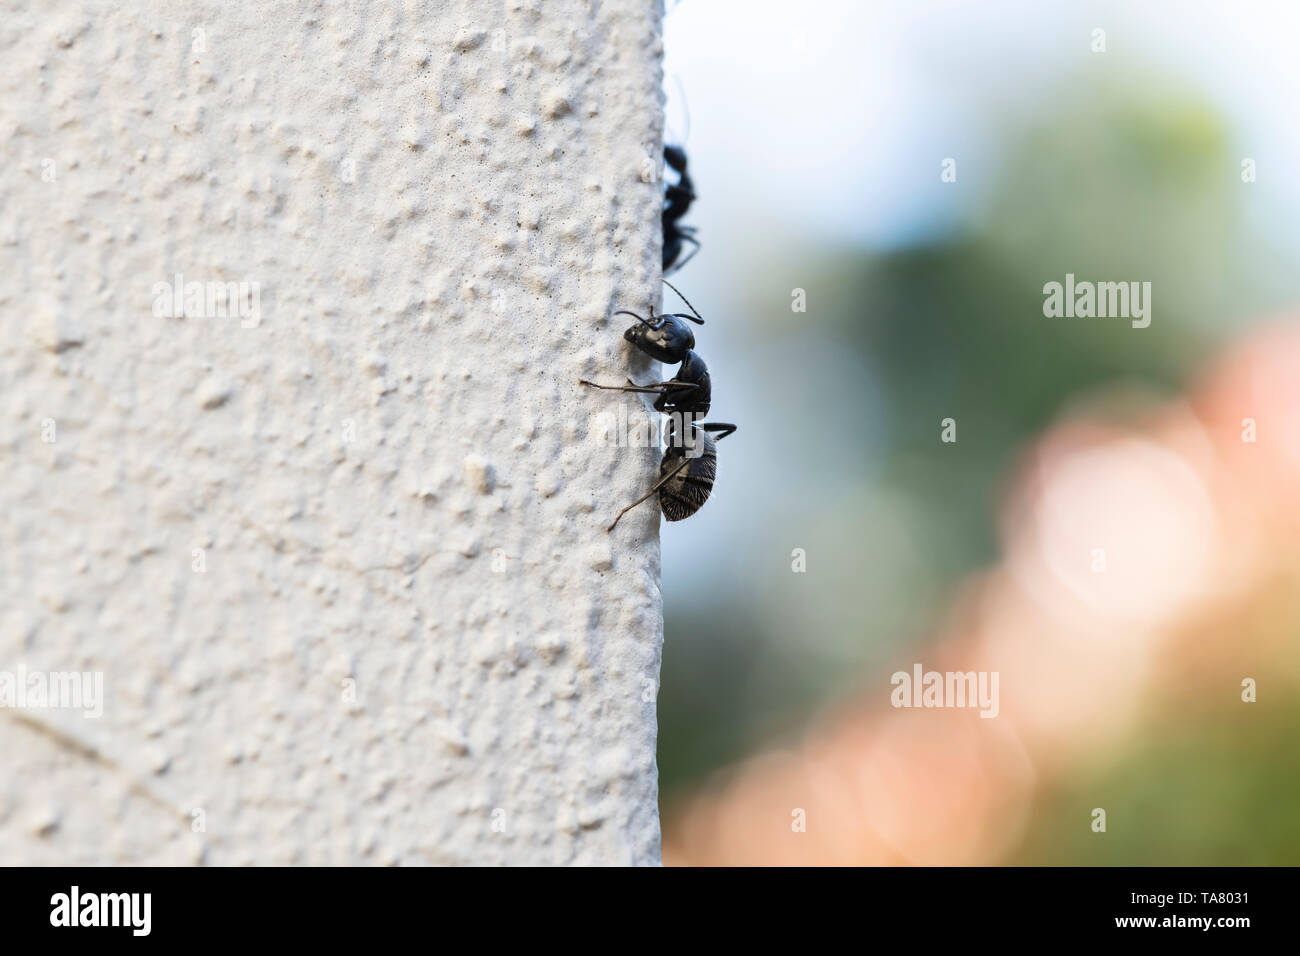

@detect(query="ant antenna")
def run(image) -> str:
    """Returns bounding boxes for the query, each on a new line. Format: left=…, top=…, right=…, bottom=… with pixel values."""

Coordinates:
left=674, top=75, right=690, bottom=144
left=664, top=75, right=691, bottom=146
left=660, top=278, right=704, bottom=324
left=614, top=309, right=655, bottom=328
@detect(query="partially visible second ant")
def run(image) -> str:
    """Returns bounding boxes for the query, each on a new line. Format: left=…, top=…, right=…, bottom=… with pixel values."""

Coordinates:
left=662, top=145, right=699, bottom=275
left=580, top=279, right=736, bottom=531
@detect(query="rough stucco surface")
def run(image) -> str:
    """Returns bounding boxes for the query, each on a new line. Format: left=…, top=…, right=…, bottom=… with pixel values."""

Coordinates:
left=0, top=0, right=666, bottom=864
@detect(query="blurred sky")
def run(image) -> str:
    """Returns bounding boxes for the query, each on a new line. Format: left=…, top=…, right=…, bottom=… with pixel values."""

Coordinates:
left=664, top=0, right=1300, bottom=249
left=658, top=0, right=1300, bottom=604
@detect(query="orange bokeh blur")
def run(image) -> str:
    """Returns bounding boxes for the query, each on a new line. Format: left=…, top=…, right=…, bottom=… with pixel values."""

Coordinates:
left=665, top=322, right=1300, bottom=866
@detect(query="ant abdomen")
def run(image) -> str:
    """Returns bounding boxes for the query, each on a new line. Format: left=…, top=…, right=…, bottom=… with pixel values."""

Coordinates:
left=659, top=429, right=718, bottom=521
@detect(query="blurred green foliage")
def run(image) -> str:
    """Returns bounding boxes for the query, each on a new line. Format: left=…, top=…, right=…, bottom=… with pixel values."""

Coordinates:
left=1013, top=700, right=1300, bottom=865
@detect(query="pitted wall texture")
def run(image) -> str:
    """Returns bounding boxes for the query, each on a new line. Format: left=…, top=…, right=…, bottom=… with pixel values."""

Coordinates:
left=0, top=0, right=666, bottom=865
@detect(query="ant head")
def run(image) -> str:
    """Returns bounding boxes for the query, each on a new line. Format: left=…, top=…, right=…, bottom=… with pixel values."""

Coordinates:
left=617, top=311, right=697, bottom=364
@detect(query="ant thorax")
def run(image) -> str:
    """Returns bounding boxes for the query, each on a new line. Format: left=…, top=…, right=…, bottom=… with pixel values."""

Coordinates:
left=662, top=414, right=711, bottom=460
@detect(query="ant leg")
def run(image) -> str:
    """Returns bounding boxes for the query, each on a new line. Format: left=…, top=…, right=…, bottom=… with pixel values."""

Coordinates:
left=697, top=422, right=737, bottom=440
left=660, top=274, right=704, bottom=322
left=663, top=234, right=701, bottom=278
left=625, top=377, right=698, bottom=391
left=607, top=455, right=693, bottom=532
left=577, top=380, right=696, bottom=395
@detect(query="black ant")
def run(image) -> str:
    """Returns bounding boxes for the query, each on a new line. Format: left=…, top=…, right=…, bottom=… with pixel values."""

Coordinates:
left=662, top=145, right=699, bottom=275
left=580, top=279, right=735, bottom=531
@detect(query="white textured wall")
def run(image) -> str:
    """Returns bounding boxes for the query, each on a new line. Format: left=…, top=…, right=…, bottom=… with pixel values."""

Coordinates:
left=0, top=0, right=666, bottom=865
